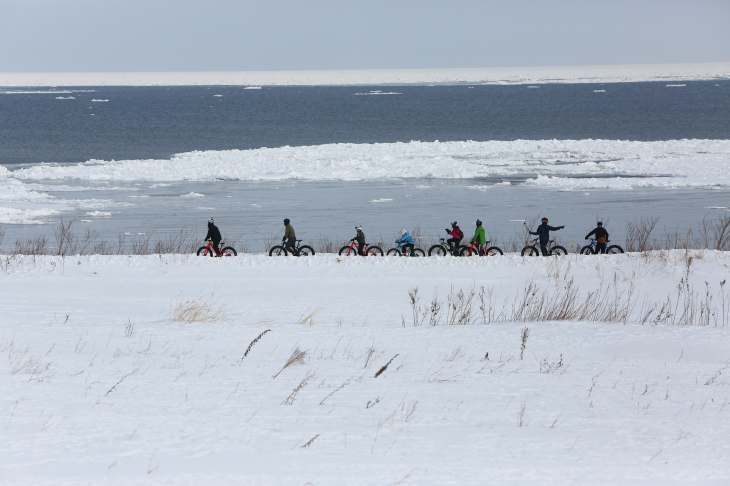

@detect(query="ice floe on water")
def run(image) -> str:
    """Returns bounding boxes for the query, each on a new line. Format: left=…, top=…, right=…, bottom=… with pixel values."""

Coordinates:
left=368, top=198, right=393, bottom=203
left=55, top=96, right=75, bottom=100
left=91, top=99, right=109, bottom=102
left=85, top=211, right=112, bottom=217
left=10, top=139, right=730, bottom=191
left=180, top=192, right=204, bottom=198
left=354, top=90, right=403, bottom=95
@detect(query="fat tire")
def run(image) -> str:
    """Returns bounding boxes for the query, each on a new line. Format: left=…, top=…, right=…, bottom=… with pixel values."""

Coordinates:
left=269, top=246, right=288, bottom=256
left=220, top=246, right=237, bottom=257
left=428, top=245, right=446, bottom=257
left=521, top=246, right=539, bottom=257
left=197, top=246, right=212, bottom=257
left=607, top=245, right=624, bottom=254
left=386, top=248, right=401, bottom=256
left=580, top=245, right=594, bottom=255
left=339, top=245, right=358, bottom=256
left=366, top=246, right=383, bottom=256
left=550, top=245, right=569, bottom=256
left=484, top=246, right=503, bottom=256
left=460, top=246, right=480, bottom=257
left=413, top=248, right=425, bottom=257
left=297, top=245, right=315, bottom=257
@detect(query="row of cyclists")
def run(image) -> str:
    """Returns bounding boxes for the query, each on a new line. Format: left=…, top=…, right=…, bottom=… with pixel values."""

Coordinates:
left=203, top=217, right=614, bottom=257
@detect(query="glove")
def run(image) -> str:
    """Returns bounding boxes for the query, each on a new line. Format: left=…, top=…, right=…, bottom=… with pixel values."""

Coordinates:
left=350, top=238, right=354, bottom=242
left=559, top=226, right=565, bottom=229
left=445, top=229, right=450, bottom=233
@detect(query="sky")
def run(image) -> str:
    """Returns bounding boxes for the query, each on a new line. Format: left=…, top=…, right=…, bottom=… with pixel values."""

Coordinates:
left=1, top=0, right=729, bottom=73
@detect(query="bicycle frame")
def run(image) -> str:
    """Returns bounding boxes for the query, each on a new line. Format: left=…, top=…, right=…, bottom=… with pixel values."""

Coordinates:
left=202, top=241, right=221, bottom=257
left=343, top=240, right=366, bottom=256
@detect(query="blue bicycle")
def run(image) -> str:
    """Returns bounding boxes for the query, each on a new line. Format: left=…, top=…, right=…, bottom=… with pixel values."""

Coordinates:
left=387, top=242, right=425, bottom=257
left=580, top=238, right=624, bottom=255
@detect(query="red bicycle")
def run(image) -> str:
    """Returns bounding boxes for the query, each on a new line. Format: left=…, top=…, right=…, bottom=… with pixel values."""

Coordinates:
left=460, top=240, right=504, bottom=257
left=197, top=241, right=237, bottom=257
left=338, top=240, right=383, bottom=256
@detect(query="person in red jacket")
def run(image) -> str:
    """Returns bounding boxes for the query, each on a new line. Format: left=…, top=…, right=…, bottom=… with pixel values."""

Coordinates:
left=445, top=221, right=463, bottom=256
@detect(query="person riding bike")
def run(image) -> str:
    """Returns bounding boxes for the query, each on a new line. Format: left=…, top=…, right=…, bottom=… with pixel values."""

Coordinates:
left=530, top=217, right=564, bottom=256
left=351, top=225, right=366, bottom=256
left=395, top=229, right=416, bottom=256
left=283, top=218, right=296, bottom=254
left=445, top=221, right=463, bottom=256
left=585, top=221, right=609, bottom=254
left=205, top=218, right=222, bottom=256
left=472, top=219, right=486, bottom=253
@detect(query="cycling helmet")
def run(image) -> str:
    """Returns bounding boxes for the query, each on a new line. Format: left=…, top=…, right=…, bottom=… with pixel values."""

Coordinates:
left=284, top=218, right=290, bottom=225
left=400, top=229, right=407, bottom=236
left=208, top=218, right=214, bottom=224
left=597, top=221, right=603, bottom=227
left=542, top=217, right=548, bottom=223
left=451, top=221, right=457, bottom=226
left=355, top=225, right=362, bottom=231
left=476, top=219, right=482, bottom=226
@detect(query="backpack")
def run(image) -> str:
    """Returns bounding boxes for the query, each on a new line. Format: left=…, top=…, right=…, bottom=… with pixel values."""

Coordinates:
left=458, top=229, right=464, bottom=239
left=597, top=236, right=607, bottom=244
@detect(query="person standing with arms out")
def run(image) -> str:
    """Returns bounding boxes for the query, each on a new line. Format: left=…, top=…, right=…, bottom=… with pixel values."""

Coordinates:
left=585, top=221, right=609, bottom=254
left=530, top=217, right=564, bottom=256
left=472, top=219, right=486, bottom=254
left=283, top=219, right=296, bottom=253
left=446, top=221, right=463, bottom=256
left=352, top=225, right=366, bottom=256
left=205, top=218, right=222, bottom=256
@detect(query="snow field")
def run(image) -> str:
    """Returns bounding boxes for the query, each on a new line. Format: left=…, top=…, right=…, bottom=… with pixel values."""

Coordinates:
left=1, top=251, right=729, bottom=484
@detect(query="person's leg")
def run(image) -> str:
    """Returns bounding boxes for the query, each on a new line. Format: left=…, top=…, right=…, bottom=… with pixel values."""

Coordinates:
left=597, top=242, right=606, bottom=254
left=447, top=238, right=458, bottom=254
left=404, top=243, right=414, bottom=255
left=212, top=239, right=221, bottom=256
left=358, top=242, right=364, bottom=256
left=540, top=243, right=548, bottom=256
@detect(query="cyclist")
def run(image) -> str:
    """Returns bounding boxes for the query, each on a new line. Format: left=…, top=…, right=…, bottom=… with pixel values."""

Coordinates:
left=445, top=221, right=463, bottom=256
left=283, top=218, right=296, bottom=254
left=530, top=217, right=565, bottom=256
left=472, top=219, right=486, bottom=254
left=205, top=218, right=222, bottom=256
left=351, top=225, right=366, bottom=256
left=395, top=229, right=416, bottom=256
left=585, top=221, right=609, bottom=254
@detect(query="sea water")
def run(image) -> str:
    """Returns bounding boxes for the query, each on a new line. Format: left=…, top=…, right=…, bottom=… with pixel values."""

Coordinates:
left=1, top=82, right=729, bottom=250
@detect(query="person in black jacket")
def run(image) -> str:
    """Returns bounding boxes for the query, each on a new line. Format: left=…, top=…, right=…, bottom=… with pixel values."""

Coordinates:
left=205, top=218, right=222, bottom=256
left=530, top=217, right=564, bottom=256
left=351, top=225, right=365, bottom=256
left=585, top=222, right=609, bottom=254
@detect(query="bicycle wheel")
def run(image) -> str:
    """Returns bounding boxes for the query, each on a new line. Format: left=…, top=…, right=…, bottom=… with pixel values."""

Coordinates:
left=484, top=246, right=503, bottom=256
left=428, top=245, right=446, bottom=256
left=521, top=246, right=539, bottom=257
left=460, top=246, right=479, bottom=257
left=297, top=245, right=315, bottom=256
left=550, top=246, right=568, bottom=256
left=607, top=245, right=624, bottom=254
left=220, top=247, right=237, bottom=257
left=386, top=248, right=402, bottom=256
left=339, top=245, right=358, bottom=256
left=413, top=248, right=426, bottom=257
left=366, top=246, right=383, bottom=256
left=580, top=245, right=594, bottom=255
left=197, top=246, right=212, bottom=257
left=269, top=246, right=288, bottom=256
left=457, top=245, right=470, bottom=256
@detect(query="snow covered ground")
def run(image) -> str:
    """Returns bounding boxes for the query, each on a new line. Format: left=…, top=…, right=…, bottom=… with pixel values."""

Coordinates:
left=1, top=63, right=729, bottom=87
left=2, top=251, right=729, bottom=484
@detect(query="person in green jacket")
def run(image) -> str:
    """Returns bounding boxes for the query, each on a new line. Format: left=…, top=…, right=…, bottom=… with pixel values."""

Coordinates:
left=472, top=219, right=486, bottom=254
left=283, top=218, right=296, bottom=253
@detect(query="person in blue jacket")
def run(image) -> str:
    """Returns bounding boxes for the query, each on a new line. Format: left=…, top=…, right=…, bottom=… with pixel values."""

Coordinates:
left=396, top=229, right=415, bottom=256
left=530, top=217, right=564, bottom=256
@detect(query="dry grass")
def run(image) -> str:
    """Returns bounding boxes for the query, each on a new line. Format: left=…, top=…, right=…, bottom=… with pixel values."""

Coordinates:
left=297, top=305, right=326, bottom=326
left=273, top=347, right=308, bottom=379
left=167, top=290, right=234, bottom=323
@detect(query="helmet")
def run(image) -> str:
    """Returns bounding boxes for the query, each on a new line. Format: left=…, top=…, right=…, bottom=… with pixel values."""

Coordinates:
left=355, top=225, right=362, bottom=231
left=542, top=217, right=548, bottom=223
left=451, top=221, right=457, bottom=226
left=208, top=218, right=214, bottom=224
left=476, top=219, right=482, bottom=226
left=400, top=229, right=407, bottom=236
left=597, top=221, right=603, bottom=227
left=284, top=218, right=290, bottom=225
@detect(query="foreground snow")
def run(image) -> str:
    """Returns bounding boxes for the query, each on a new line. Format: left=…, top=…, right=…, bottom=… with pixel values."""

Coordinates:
left=1, top=62, right=729, bottom=87
left=1, top=251, right=729, bottom=484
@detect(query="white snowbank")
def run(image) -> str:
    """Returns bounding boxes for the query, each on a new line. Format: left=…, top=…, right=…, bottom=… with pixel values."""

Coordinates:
left=0, top=252, right=729, bottom=484
left=0, top=63, right=728, bottom=87
left=10, top=139, right=730, bottom=190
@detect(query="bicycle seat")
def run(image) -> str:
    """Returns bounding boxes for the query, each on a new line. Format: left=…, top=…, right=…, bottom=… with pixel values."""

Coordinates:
left=219, top=242, right=225, bottom=245
left=296, top=240, right=302, bottom=243
left=439, top=238, right=445, bottom=241
left=485, top=240, right=491, bottom=244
